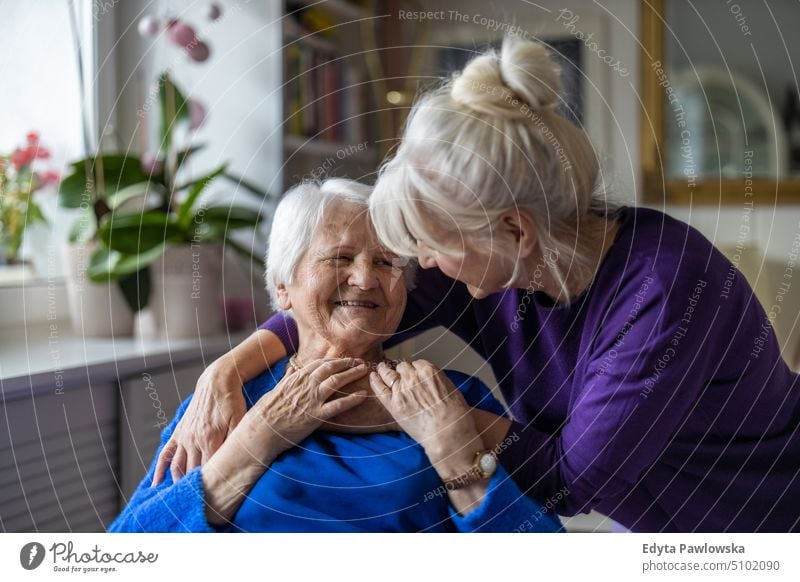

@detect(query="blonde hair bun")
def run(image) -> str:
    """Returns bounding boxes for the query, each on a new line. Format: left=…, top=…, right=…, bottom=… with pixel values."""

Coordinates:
left=451, top=37, right=562, bottom=117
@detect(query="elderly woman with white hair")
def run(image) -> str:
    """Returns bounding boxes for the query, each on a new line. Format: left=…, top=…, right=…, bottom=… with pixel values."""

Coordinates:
left=111, top=179, right=560, bottom=532
left=158, top=38, right=800, bottom=532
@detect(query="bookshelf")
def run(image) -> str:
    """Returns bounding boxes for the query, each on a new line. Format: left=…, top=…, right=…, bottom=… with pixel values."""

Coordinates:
left=281, top=0, right=380, bottom=189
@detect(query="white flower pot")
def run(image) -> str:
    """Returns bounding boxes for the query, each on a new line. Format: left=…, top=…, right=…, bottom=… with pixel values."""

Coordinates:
left=149, top=244, right=224, bottom=338
left=63, top=242, right=135, bottom=337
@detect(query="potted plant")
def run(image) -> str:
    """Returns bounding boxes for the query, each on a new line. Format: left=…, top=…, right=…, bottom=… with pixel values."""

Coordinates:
left=0, top=132, right=59, bottom=280
left=59, top=5, right=270, bottom=338
left=59, top=74, right=268, bottom=338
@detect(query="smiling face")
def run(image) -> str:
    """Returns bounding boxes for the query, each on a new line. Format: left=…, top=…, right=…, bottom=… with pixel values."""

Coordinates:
left=277, top=200, right=407, bottom=356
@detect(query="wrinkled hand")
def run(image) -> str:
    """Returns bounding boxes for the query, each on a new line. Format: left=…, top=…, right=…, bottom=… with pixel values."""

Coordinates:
left=369, top=360, right=479, bottom=458
left=202, top=358, right=370, bottom=524
left=370, top=360, right=489, bottom=516
left=320, top=376, right=399, bottom=433
left=152, top=363, right=246, bottom=487
left=247, top=358, right=371, bottom=454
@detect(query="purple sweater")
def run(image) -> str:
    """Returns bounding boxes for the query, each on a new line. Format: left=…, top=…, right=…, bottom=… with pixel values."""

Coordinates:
left=260, top=206, right=800, bottom=532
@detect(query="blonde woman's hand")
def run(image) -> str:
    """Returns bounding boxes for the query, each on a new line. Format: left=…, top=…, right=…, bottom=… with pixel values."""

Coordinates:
left=201, top=358, right=370, bottom=525
left=152, top=360, right=246, bottom=487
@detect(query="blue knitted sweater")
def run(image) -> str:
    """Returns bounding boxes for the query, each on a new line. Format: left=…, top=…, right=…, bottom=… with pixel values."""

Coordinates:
left=109, top=358, right=563, bottom=533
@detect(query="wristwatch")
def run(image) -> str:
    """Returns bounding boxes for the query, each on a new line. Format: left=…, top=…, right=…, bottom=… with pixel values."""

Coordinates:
left=442, top=450, right=498, bottom=491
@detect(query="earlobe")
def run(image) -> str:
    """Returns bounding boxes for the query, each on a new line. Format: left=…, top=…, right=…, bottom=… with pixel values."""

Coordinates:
left=276, top=283, right=292, bottom=310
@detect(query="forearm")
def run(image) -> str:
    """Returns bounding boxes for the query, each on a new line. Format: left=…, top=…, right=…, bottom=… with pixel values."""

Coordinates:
left=425, top=430, right=489, bottom=517
left=471, top=409, right=512, bottom=449
left=202, top=460, right=266, bottom=526
left=201, top=423, right=284, bottom=526
left=212, top=329, right=287, bottom=386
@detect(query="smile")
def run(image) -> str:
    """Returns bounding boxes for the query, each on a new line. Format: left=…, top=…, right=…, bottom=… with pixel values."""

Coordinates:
left=334, top=300, right=379, bottom=308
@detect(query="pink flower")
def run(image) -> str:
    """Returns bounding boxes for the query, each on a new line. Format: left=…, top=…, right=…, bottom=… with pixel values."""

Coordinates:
left=188, top=40, right=210, bottom=62
left=167, top=21, right=197, bottom=49
left=11, top=148, right=34, bottom=169
left=32, top=145, right=50, bottom=160
left=40, top=170, right=61, bottom=186
left=33, top=170, right=60, bottom=189
left=140, top=152, right=164, bottom=175
left=188, top=99, right=207, bottom=129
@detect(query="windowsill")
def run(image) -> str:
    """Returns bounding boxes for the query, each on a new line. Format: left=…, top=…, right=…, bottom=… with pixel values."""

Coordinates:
left=0, top=321, right=249, bottom=397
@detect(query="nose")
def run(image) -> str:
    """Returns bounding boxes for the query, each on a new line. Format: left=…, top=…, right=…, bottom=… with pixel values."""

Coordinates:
left=347, top=259, right=379, bottom=289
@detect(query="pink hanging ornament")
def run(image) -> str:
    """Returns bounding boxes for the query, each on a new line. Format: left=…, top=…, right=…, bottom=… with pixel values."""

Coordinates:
left=138, top=15, right=161, bottom=38
left=188, top=41, right=211, bottom=62
left=207, top=3, right=223, bottom=21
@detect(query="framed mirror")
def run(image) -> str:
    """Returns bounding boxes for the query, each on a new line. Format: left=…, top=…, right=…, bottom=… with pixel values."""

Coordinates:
left=641, top=0, right=800, bottom=204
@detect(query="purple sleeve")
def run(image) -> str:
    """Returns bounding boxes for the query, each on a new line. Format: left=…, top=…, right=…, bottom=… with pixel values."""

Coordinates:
left=498, top=267, right=713, bottom=516
left=257, top=268, right=476, bottom=352
left=258, top=311, right=299, bottom=355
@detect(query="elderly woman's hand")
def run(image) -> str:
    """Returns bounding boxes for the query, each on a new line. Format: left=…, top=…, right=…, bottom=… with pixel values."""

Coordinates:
left=370, top=360, right=490, bottom=516
left=370, top=360, right=479, bottom=453
left=201, top=358, right=370, bottom=525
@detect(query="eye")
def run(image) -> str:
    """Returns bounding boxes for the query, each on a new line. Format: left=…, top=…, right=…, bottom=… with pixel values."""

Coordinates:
left=326, top=255, right=352, bottom=264
left=375, top=258, right=395, bottom=267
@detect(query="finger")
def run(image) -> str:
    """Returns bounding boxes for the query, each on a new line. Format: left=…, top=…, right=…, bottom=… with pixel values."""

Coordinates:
left=411, top=359, right=436, bottom=373
left=320, top=391, right=368, bottom=419
left=185, top=447, right=202, bottom=473
left=369, top=372, right=392, bottom=400
left=395, top=360, right=415, bottom=375
left=170, top=446, right=188, bottom=483
left=376, top=362, right=401, bottom=389
left=309, top=358, right=364, bottom=381
left=317, top=364, right=370, bottom=398
left=151, top=440, right=177, bottom=487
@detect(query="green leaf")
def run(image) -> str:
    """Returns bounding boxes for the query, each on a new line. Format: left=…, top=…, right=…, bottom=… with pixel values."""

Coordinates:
left=106, top=182, right=166, bottom=210
left=177, top=164, right=227, bottom=229
left=158, top=73, right=189, bottom=154
left=59, top=154, right=150, bottom=207
left=99, top=212, right=184, bottom=254
left=24, top=201, right=47, bottom=227
left=118, top=268, right=151, bottom=312
left=222, top=172, right=270, bottom=199
left=198, top=205, right=263, bottom=233
left=87, top=243, right=167, bottom=282
left=68, top=207, right=97, bottom=243
left=176, top=144, right=206, bottom=171
left=222, top=236, right=262, bottom=265
left=58, top=171, right=92, bottom=208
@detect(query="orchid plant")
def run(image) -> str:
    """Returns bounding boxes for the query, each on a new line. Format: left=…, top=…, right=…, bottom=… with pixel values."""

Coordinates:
left=58, top=3, right=269, bottom=312
left=0, top=132, right=60, bottom=265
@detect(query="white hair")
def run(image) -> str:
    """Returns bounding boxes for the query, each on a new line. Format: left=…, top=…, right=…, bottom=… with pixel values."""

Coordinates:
left=370, top=36, right=621, bottom=305
left=265, top=178, right=416, bottom=311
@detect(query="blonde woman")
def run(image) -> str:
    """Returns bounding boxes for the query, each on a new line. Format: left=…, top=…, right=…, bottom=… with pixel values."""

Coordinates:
left=157, top=38, right=800, bottom=532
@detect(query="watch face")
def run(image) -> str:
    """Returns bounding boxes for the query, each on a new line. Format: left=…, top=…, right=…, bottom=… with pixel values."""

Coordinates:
left=478, top=453, right=497, bottom=475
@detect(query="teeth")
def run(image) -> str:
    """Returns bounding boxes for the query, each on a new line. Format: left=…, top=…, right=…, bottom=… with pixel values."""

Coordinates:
left=336, top=300, right=376, bottom=307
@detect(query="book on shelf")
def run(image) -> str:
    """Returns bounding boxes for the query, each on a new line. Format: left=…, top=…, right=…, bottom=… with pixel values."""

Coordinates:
left=284, top=40, right=367, bottom=145
left=284, top=6, right=367, bottom=143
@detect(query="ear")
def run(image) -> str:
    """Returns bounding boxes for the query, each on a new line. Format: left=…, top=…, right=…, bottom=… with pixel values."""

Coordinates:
left=275, top=283, right=292, bottom=311
left=499, top=209, right=538, bottom=259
